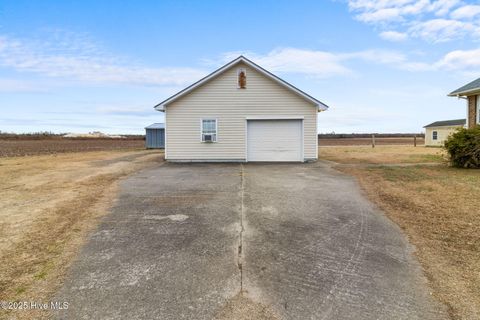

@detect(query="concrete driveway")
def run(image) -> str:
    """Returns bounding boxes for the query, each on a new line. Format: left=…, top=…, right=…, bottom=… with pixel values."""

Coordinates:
left=55, top=162, right=447, bottom=320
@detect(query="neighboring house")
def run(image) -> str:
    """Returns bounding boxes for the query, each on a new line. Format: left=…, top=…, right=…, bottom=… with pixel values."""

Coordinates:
left=145, top=123, right=165, bottom=149
left=423, top=119, right=466, bottom=147
left=448, top=77, right=480, bottom=128
left=154, top=56, right=328, bottom=162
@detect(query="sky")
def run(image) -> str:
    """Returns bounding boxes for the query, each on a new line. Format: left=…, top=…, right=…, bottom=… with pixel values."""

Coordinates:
left=1, top=0, right=480, bottom=134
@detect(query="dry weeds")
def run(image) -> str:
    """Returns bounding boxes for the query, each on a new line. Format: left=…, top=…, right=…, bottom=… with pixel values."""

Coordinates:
left=0, top=150, right=162, bottom=319
left=320, top=145, right=445, bottom=164
left=320, top=146, right=480, bottom=320
left=319, top=136, right=424, bottom=146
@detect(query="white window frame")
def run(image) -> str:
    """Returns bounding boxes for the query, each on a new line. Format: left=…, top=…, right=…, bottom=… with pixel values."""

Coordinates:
left=200, top=118, right=218, bottom=143
left=477, top=95, right=480, bottom=124
left=432, top=130, right=438, bottom=140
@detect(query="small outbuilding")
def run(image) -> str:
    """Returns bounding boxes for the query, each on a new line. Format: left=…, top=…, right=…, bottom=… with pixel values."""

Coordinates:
left=423, top=119, right=465, bottom=147
left=153, top=56, right=329, bottom=162
left=145, top=123, right=165, bottom=149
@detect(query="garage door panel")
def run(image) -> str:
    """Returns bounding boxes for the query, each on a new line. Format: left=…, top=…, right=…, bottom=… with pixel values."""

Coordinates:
left=247, top=120, right=302, bottom=162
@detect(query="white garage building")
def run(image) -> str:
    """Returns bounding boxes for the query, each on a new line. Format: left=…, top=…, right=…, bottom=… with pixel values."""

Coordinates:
left=154, top=56, right=328, bottom=162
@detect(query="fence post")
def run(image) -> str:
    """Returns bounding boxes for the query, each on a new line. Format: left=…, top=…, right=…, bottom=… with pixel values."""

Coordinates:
left=414, top=134, right=417, bottom=147
left=371, top=134, right=375, bottom=148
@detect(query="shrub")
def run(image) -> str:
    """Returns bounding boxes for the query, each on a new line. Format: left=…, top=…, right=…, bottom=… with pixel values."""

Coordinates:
left=444, top=126, right=480, bottom=168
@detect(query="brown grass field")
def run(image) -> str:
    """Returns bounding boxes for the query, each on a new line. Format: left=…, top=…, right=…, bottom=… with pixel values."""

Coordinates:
left=320, top=145, right=443, bottom=164
left=319, top=136, right=424, bottom=146
left=319, top=146, right=480, bottom=320
left=0, top=138, right=145, bottom=157
left=0, top=150, right=163, bottom=319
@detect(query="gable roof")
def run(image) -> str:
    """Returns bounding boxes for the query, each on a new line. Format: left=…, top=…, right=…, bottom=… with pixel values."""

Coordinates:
left=145, top=123, right=165, bottom=129
left=448, top=77, right=480, bottom=96
left=154, top=56, right=329, bottom=112
left=423, top=119, right=466, bottom=128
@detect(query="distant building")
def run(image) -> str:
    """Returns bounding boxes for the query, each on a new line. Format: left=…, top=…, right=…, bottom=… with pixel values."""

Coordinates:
left=423, top=119, right=465, bottom=147
left=145, top=123, right=165, bottom=149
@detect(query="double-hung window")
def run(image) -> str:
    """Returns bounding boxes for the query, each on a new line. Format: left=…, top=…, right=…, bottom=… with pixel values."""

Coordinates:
left=432, top=131, right=438, bottom=140
left=477, top=95, right=480, bottom=124
left=201, top=119, right=217, bottom=142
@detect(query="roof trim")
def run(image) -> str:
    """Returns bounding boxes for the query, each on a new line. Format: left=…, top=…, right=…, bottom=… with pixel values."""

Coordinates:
left=448, top=77, right=480, bottom=97
left=154, top=56, right=329, bottom=112
left=145, top=123, right=165, bottom=129
left=447, top=87, right=480, bottom=97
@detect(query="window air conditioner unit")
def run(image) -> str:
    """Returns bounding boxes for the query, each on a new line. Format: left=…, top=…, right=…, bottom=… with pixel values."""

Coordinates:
left=203, top=134, right=214, bottom=142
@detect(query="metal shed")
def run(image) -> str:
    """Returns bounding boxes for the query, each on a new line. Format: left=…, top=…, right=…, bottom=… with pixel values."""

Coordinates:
left=145, top=123, right=165, bottom=149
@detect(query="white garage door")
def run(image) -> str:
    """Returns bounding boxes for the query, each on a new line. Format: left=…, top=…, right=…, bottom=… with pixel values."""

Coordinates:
left=247, top=120, right=303, bottom=162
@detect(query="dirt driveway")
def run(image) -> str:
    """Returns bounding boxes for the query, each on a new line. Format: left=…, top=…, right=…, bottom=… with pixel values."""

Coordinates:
left=54, top=162, right=448, bottom=320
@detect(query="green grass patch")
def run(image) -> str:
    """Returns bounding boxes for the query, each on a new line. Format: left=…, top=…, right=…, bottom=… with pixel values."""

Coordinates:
left=33, top=261, right=55, bottom=281
left=33, top=270, right=47, bottom=280
left=15, top=287, right=26, bottom=295
left=407, top=153, right=444, bottom=163
left=372, top=166, right=429, bottom=182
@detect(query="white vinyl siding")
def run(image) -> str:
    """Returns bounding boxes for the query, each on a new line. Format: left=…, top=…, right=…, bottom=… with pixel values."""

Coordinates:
left=165, top=62, right=317, bottom=161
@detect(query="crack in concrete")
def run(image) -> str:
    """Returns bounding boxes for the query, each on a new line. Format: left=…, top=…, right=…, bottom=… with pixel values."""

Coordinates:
left=238, top=163, right=245, bottom=292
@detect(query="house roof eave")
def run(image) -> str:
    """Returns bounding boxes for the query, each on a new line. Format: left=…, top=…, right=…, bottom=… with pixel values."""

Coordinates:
left=447, top=88, right=480, bottom=97
left=423, top=119, right=466, bottom=128
left=448, top=77, right=480, bottom=97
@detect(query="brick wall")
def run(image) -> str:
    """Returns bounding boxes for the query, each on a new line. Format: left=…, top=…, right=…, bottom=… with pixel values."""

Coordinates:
left=467, top=95, right=477, bottom=128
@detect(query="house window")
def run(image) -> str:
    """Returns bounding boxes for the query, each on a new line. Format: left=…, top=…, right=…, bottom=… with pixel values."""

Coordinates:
left=201, top=119, right=217, bottom=142
left=477, top=95, right=480, bottom=124
left=237, top=68, right=246, bottom=89
left=432, top=131, right=438, bottom=140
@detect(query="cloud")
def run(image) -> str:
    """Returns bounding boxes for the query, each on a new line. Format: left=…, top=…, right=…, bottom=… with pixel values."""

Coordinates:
left=341, top=49, right=407, bottom=64
left=220, top=48, right=352, bottom=78
left=347, top=0, right=480, bottom=42
left=348, top=0, right=458, bottom=21
left=0, top=78, right=51, bottom=92
left=342, top=49, right=436, bottom=72
left=225, top=47, right=480, bottom=77
left=374, top=47, right=480, bottom=73
left=408, top=18, right=474, bottom=42
left=379, top=31, right=408, bottom=41
left=0, top=32, right=207, bottom=87
left=388, top=47, right=480, bottom=73
left=434, top=48, right=480, bottom=71
left=450, top=4, right=480, bottom=19
left=219, top=48, right=415, bottom=79
left=429, top=0, right=461, bottom=16
left=356, top=8, right=402, bottom=23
